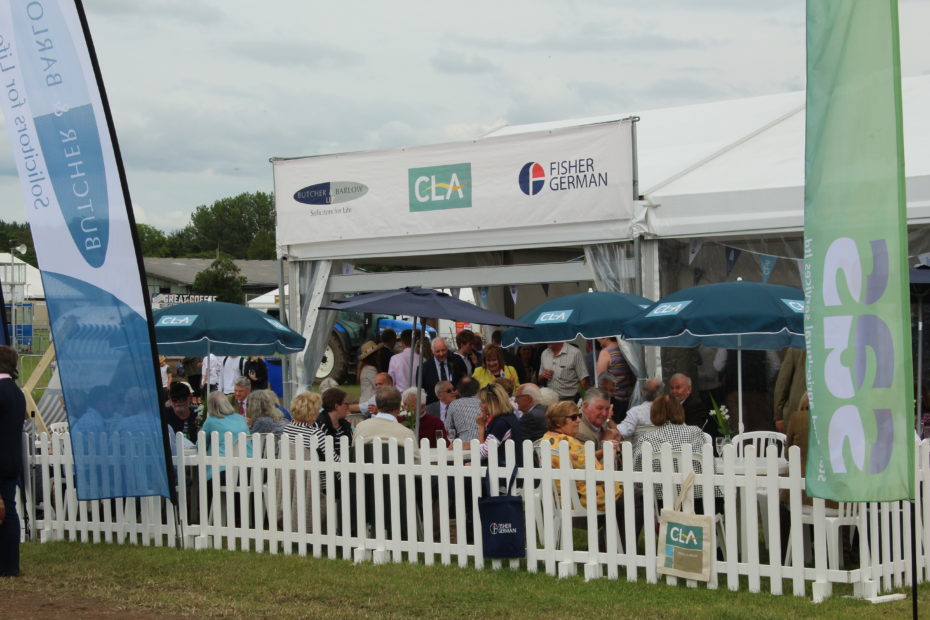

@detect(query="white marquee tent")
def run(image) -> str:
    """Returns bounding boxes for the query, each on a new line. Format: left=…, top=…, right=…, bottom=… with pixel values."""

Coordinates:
left=273, top=75, right=930, bottom=395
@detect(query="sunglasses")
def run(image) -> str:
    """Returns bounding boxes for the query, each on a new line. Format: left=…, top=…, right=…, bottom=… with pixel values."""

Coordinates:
left=566, top=413, right=582, bottom=421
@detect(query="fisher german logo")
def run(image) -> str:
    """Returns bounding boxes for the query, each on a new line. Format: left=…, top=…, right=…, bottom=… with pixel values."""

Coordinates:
left=489, top=521, right=518, bottom=535
left=518, top=162, right=546, bottom=196
left=294, top=181, right=368, bottom=205
left=518, top=157, right=608, bottom=197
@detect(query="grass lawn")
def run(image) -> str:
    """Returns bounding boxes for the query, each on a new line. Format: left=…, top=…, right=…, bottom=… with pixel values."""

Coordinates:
left=1, top=541, right=925, bottom=619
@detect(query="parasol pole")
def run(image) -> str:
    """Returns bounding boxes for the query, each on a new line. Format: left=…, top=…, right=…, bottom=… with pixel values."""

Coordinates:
left=737, top=338, right=745, bottom=439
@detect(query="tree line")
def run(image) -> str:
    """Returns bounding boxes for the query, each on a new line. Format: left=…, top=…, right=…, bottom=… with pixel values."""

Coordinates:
left=0, top=191, right=276, bottom=266
left=0, top=191, right=274, bottom=303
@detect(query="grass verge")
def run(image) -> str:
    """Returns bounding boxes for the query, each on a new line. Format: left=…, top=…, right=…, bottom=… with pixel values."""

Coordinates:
left=1, top=541, right=926, bottom=619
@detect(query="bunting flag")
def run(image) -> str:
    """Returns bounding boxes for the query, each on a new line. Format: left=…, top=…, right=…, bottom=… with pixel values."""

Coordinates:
left=0, top=1, right=170, bottom=500
left=477, top=286, right=489, bottom=308
left=757, top=254, right=777, bottom=283
left=692, top=267, right=704, bottom=287
left=918, top=253, right=930, bottom=268
left=688, top=240, right=702, bottom=265
left=804, top=0, right=913, bottom=501
left=541, top=282, right=550, bottom=296
left=509, top=285, right=518, bottom=304
left=795, top=258, right=804, bottom=278
left=725, top=247, right=741, bottom=276
left=449, top=287, right=461, bottom=299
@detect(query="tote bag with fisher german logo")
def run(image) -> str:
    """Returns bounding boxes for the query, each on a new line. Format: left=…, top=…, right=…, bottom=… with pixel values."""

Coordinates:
left=657, top=472, right=713, bottom=581
left=478, top=465, right=525, bottom=559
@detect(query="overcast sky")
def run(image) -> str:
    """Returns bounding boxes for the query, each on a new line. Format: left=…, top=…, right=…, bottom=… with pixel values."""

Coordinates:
left=0, top=0, right=928, bottom=228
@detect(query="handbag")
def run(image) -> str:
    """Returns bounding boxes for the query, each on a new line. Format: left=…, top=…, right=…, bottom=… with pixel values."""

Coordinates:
left=478, top=465, right=525, bottom=559
left=656, top=471, right=713, bottom=581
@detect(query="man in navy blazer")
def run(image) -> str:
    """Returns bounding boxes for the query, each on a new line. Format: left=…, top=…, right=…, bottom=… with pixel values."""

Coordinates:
left=421, top=337, right=467, bottom=404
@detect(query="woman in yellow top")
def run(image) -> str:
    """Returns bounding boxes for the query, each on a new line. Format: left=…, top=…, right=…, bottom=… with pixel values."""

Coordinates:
left=542, top=401, right=642, bottom=543
left=471, top=344, right=520, bottom=392
left=542, top=401, right=620, bottom=512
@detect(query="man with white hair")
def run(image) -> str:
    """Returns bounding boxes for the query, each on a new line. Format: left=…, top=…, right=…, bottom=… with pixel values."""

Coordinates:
left=669, top=373, right=709, bottom=430
left=515, top=383, right=547, bottom=443
left=403, top=386, right=448, bottom=447
left=420, top=337, right=466, bottom=405
left=425, top=380, right=457, bottom=426
left=617, top=377, right=663, bottom=441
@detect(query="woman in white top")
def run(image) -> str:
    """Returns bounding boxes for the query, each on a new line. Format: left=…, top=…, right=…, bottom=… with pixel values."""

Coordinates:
left=356, top=341, right=382, bottom=404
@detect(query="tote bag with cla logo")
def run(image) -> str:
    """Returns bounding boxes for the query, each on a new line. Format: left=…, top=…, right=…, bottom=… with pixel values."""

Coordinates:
left=656, top=471, right=713, bottom=581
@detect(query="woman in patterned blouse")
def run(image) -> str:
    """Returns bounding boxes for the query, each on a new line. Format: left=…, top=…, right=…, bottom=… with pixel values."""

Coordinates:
left=542, top=401, right=621, bottom=513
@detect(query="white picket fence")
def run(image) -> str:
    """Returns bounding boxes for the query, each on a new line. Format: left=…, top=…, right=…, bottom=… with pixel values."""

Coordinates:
left=17, top=431, right=930, bottom=602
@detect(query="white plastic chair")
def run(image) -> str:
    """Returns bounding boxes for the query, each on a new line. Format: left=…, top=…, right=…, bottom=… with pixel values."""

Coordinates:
left=731, top=431, right=786, bottom=458
left=786, top=501, right=866, bottom=569
left=731, top=431, right=786, bottom=550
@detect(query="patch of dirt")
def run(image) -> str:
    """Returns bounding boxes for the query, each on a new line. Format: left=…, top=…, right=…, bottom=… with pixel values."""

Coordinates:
left=2, top=581, right=191, bottom=619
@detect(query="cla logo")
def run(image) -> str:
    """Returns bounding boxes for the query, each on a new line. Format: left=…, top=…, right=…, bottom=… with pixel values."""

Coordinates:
left=669, top=526, right=697, bottom=545
left=646, top=301, right=692, bottom=317
left=155, top=315, right=197, bottom=327
left=782, top=299, right=804, bottom=313
left=518, top=162, right=545, bottom=196
left=535, top=309, right=573, bottom=324
left=408, top=163, right=472, bottom=212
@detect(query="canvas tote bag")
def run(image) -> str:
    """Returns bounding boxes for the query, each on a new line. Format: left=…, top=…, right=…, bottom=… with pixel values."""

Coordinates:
left=478, top=465, right=525, bottom=559
left=656, top=471, right=713, bottom=581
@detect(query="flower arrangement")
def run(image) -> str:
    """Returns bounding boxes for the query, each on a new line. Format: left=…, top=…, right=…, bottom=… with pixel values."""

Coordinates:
left=709, top=395, right=731, bottom=439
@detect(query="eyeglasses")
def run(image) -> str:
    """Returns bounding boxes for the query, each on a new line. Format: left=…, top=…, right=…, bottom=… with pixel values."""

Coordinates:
left=440, top=389, right=456, bottom=394
left=566, top=413, right=582, bottom=421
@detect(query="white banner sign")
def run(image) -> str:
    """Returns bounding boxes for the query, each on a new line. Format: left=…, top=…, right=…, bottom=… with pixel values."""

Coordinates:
left=0, top=0, right=169, bottom=500
left=274, top=121, right=635, bottom=259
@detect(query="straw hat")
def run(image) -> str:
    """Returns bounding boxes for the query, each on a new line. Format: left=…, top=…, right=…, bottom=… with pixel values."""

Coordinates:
left=358, top=340, right=383, bottom=360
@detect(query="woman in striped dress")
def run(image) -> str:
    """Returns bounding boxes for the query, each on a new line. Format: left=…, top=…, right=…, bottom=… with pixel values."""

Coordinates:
left=281, top=390, right=321, bottom=531
left=596, top=337, right=635, bottom=422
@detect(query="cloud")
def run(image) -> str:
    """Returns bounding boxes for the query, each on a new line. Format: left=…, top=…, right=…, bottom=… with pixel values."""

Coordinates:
left=228, top=40, right=364, bottom=69
left=452, top=22, right=708, bottom=54
left=430, top=51, right=498, bottom=75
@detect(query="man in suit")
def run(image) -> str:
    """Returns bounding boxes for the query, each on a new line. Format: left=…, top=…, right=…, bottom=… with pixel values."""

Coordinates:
left=228, top=376, right=251, bottom=416
left=421, top=337, right=466, bottom=404
left=669, top=373, right=710, bottom=431
left=425, top=380, right=457, bottom=426
left=515, top=383, right=547, bottom=443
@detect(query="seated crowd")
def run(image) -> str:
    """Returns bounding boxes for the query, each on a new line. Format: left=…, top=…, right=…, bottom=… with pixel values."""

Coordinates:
left=160, top=334, right=807, bottom=551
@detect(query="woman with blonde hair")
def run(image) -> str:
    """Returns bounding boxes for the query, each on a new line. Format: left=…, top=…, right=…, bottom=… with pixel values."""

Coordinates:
left=284, top=391, right=322, bottom=448
left=475, top=382, right=523, bottom=464
left=281, top=390, right=323, bottom=530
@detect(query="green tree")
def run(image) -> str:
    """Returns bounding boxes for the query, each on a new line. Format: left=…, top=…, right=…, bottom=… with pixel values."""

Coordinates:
left=0, top=221, right=36, bottom=266
left=189, top=192, right=275, bottom=258
left=136, top=223, right=169, bottom=257
left=191, top=256, right=246, bottom=304
left=165, top=225, right=199, bottom=257
left=247, top=229, right=276, bottom=260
